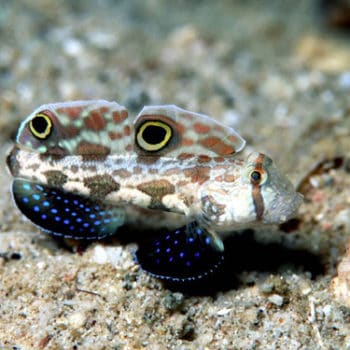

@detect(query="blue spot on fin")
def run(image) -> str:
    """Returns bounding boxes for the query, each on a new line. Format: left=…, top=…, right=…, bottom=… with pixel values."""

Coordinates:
left=135, top=222, right=224, bottom=282
left=12, top=179, right=125, bottom=240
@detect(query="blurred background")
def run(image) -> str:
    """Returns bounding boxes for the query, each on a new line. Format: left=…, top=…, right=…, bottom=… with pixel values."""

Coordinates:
left=2, top=1, right=350, bottom=349
left=1, top=0, right=350, bottom=169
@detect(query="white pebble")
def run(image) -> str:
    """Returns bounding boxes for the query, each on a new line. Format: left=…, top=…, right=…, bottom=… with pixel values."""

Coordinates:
left=334, top=209, right=350, bottom=230
left=92, top=244, right=133, bottom=269
left=217, top=308, right=232, bottom=316
left=268, top=294, right=284, bottom=306
left=37, top=261, right=47, bottom=269
left=68, top=312, right=86, bottom=329
left=63, top=38, right=84, bottom=57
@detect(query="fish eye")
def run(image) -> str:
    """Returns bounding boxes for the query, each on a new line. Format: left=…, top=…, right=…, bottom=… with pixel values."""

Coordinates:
left=29, top=113, right=53, bottom=140
left=249, top=169, right=268, bottom=185
left=136, top=120, right=172, bottom=152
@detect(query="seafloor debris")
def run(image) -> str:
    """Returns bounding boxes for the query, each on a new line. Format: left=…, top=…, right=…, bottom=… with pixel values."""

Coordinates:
left=297, top=156, right=344, bottom=196
left=331, top=239, right=350, bottom=306
left=298, top=155, right=350, bottom=306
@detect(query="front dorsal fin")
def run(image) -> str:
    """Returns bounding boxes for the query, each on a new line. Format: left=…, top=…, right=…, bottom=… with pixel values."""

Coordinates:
left=16, top=100, right=131, bottom=158
left=133, top=105, right=245, bottom=158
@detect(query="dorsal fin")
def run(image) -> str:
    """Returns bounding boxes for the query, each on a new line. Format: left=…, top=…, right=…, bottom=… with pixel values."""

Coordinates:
left=16, top=100, right=131, bottom=158
left=133, top=105, right=245, bottom=158
left=16, top=101, right=245, bottom=159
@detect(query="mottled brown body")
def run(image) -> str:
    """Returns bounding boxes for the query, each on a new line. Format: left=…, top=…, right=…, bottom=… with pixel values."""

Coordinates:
left=7, top=100, right=302, bottom=237
left=8, top=146, right=245, bottom=225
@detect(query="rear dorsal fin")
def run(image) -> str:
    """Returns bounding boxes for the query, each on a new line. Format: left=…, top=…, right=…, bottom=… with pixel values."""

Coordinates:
left=134, top=105, right=245, bottom=157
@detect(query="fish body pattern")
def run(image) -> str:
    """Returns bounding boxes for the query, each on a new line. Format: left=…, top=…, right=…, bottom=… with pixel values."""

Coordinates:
left=7, top=100, right=302, bottom=281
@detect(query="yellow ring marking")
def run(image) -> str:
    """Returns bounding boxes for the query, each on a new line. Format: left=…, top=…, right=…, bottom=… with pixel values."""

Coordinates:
left=29, top=113, right=53, bottom=140
left=137, top=121, right=172, bottom=151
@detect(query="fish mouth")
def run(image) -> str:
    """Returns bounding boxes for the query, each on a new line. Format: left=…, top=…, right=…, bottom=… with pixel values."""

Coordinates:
left=278, top=192, right=304, bottom=223
left=262, top=191, right=304, bottom=225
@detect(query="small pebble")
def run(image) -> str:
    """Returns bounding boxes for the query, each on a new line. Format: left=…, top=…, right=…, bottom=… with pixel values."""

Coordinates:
left=91, top=245, right=133, bottom=269
left=62, top=38, right=84, bottom=57
left=37, top=261, right=47, bottom=269
left=260, top=282, right=274, bottom=294
left=268, top=294, right=284, bottom=307
left=162, top=292, right=185, bottom=312
left=217, top=308, right=232, bottom=316
left=178, top=320, right=195, bottom=340
left=68, top=312, right=86, bottom=329
left=299, top=280, right=312, bottom=295
left=334, top=209, right=350, bottom=230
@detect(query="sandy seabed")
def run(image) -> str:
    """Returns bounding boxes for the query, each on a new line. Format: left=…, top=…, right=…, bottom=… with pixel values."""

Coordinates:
left=1, top=1, right=350, bottom=349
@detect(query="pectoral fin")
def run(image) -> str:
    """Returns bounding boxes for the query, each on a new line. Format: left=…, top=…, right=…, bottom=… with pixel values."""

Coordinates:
left=12, top=179, right=125, bottom=240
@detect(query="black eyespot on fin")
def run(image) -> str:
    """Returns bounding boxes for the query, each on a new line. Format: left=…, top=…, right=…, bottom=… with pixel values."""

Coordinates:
left=136, top=120, right=172, bottom=152
left=29, top=113, right=53, bottom=140
left=142, top=124, right=166, bottom=145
